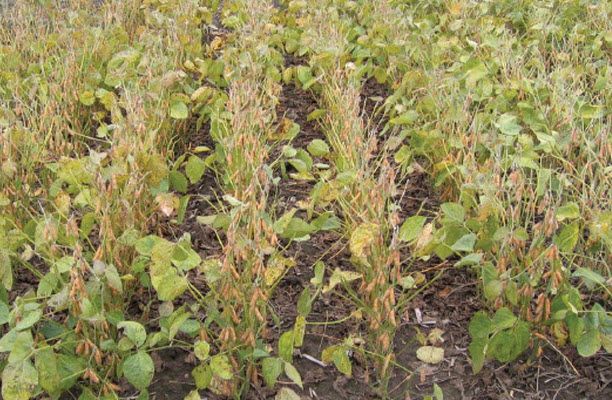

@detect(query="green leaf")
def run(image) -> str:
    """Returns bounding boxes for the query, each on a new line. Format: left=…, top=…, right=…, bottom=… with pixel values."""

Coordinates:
left=293, top=316, right=306, bottom=348
left=15, top=309, right=41, bottom=331
left=441, top=202, right=465, bottom=223
left=463, top=60, right=488, bottom=86
left=307, top=109, right=326, bottom=121
left=488, top=321, right=530, bottom=363
left=9, top=331, right=34, bottom=363
left=192, top=364, right=212, bottom=389
left=184, top=390, right=201, bottom=400
left=78, top=90, right=96, bottom=106
left=194, top=341, right=210, bottom=361
left=400, top=216, right=427, bottom=242
left=394, top=145, right=411, bottom=164
left=261, top=357, right=282, bottom=388
left=134, top=235, right=163, bottom=257
left=284, top=362, right=303, bottom=388
left=35, top=347, right=61, bottom=396
left=2, top=360, right=38, bottom=400
left=484, top=280, right=503, bottom=302
left=57, top=354, right=85, bottom=391
left=297, top=288, right=312, bottom=316
left=169, top=171, right=189, bottom=193
left=170, top=101, right=189, bottom=120
left=185, top=156, right=206, bottom=184
left=118, top=321, right=147, bottom=348
left=323, top=268, right=361, bottom=293
left=576, top=330, right=601, bottom=357
left=296, top=66, right=312, bottom=84
left=491, top=308, right=517, bottom=331
left=151, top=272, right=188, bottom=302
left=390, top=110, right=419, bottom=125
left=123, top=351, right=154, bottom=390
left=469, top=311, right=491, bottom=339
left=556, top=203, right=580, bottom=222
left=210, top=354, right=233, bottom=380
left=307, top=139, right=330, bottom=157
left=455, top=253, right=482, bottom=267
left=278, top=331, right=294, bottom=363
left=554, top=222, right=580, bottom=253
left=468, top=338, right=487, bottom=374
left=417, top=346, right=444, bottom=364
left=572, top=268, right=605, bottom=287
left=105, top=264, right=123, bottom=293
left=172, top=242, right=201, bottom=272
left=280, top=217, right=316, bottom=240
left=495, top=113, right=521, bottom=136
left=0, top=248, right=12, bottom=290
left=310, top=261, right=325, bottom=286
left=566, top=314, right=585, bottom=345
left=311, top=212, right=341, bottom=231
left=451, top=233, right=477, bottom=252
left=0, top=302, right=9, bottom=325
left=433, top=383, right=444, bottom=400
left=332, top=348, right=352, bottom=377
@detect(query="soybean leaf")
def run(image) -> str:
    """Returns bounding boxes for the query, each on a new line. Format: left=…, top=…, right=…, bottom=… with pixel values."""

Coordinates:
left=117, top=321, right=147, bottom=348
left=210, top=354, right=233, bottom=380
left=123, top=351, right=154, bottom=390
left=261, top=357, right=282, bottom=388
left=400, top=216, right=427, bottom=242
left=284, top=362, right=303, bottom=388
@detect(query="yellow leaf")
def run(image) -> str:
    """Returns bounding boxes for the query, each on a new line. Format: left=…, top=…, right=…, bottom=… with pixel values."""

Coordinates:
left=416, top=346, right=444, bottom=364
left=349, top=223, right=379, bottom=259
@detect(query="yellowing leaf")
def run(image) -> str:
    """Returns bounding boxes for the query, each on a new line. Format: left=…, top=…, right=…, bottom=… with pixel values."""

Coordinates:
left=416, top=346, right=444, bottom=364
left=323, top=268, right=362, bottom=293
left=275, top=387, right=301, bottom=400
left=170, top=100, right=189, bottom=120
left=293, top=316, right=306, bottom=348
left=210, top=354, right=233, bottom=380
left=349, top=223, right=379, bottom=259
